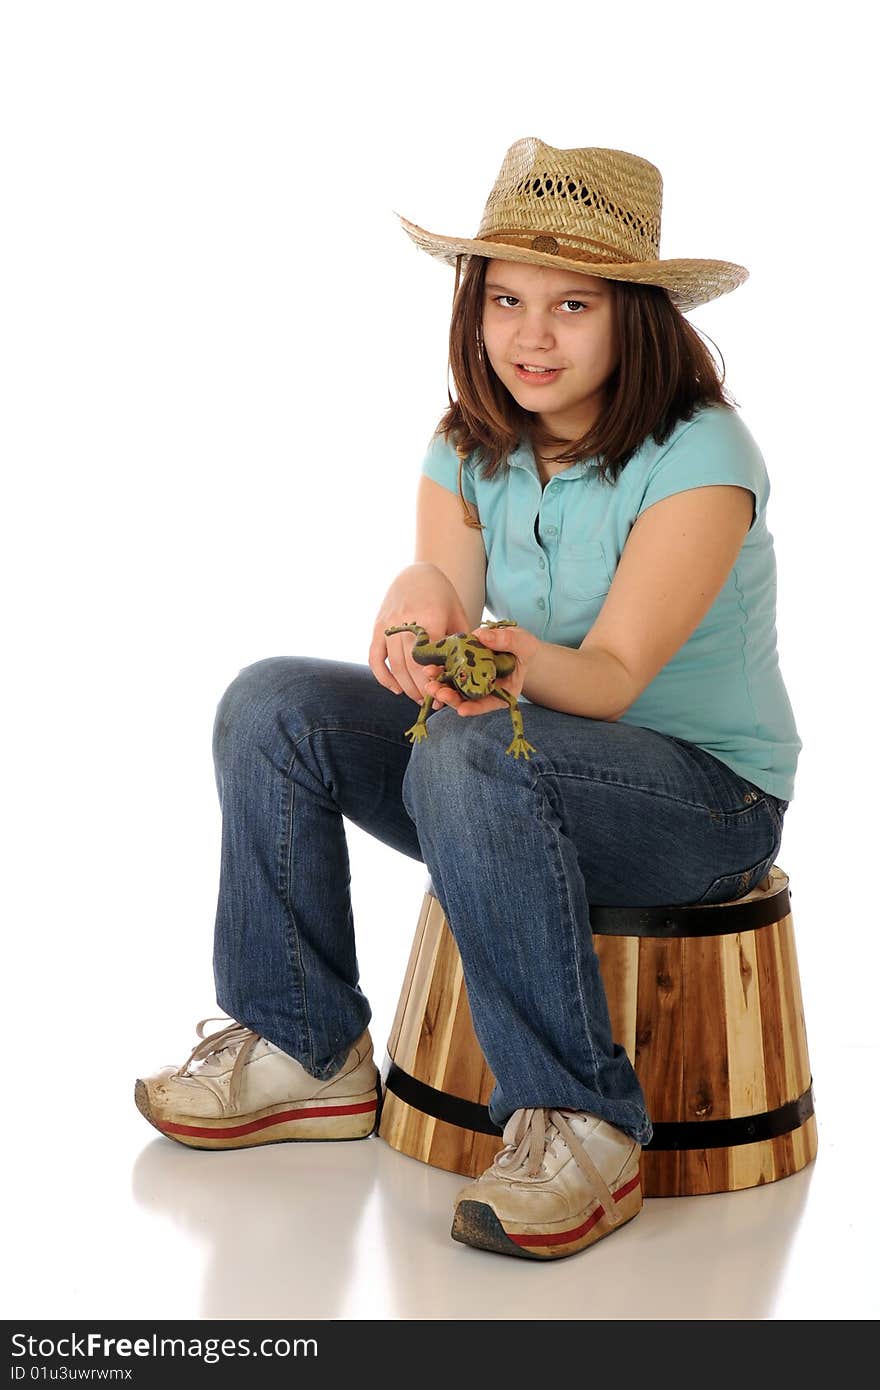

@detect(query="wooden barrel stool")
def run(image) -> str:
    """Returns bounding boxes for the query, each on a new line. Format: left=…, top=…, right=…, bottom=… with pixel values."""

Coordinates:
left=379, top=866, right=817, bottom=1197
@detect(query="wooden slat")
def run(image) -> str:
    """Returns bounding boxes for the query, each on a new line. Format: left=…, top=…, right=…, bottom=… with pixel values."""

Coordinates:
left=390, top=1086, right=437, bottom=1164
left=729, top=1139, right=779, bottom=1191
left=721, top=930, right=767, bottom=1116
left=421, top=1109, right=501, bottom=1178
left=443, top=968, right=496, bottom=1108
left=594, top=934, right=639, bottom=1065
left=394, top=894, right=445, bottom=1073
left=431, top=964, right=502, bottom=1174
left=635, top=938, right=683, bottom=1196
left=720, top=929, right=770, bottom=1190
left=681, top=935, right=731, bottom=1193
left=777, top=911, right=813, bottom=1094
left=414, top=912, right=463, bottom=1089
left=386, top=891, right=432, bottom=1057
left=752, top=916, right=802, bottom=1182
left=770, top=916, right=803, bottom=1107
left=754, top=922, right=788, bottom=1111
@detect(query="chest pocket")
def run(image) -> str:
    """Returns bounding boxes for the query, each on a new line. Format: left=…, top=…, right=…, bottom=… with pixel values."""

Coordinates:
left=554, top=539, right=613, bottom=602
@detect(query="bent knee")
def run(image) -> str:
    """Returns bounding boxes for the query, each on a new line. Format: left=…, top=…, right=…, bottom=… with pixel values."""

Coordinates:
left=212, top=654, right=379, bottom=762
left=212, top=655, right=309, bottom=759
left=402, top=707, right=518, bottom=803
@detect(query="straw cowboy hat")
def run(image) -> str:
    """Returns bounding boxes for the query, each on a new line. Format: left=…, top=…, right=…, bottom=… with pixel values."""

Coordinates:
left=395, top=137, right=748, bottom=313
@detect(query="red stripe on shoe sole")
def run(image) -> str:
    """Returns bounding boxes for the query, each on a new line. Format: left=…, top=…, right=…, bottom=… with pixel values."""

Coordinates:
left=612, top=1172, right=642, bottom=1201
left=508, top=1172, right=642, bottom=1249
left=160, top=1097, right=378, bottom=1139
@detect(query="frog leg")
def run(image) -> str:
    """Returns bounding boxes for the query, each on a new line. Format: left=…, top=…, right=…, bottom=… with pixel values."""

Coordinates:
left=481, top=618, right=518, bottom=630
left=402, top=691, right=435, bottom=745
left=491, top=688, right=537, bottom=760
left=402, top=673, right=454, bottom=745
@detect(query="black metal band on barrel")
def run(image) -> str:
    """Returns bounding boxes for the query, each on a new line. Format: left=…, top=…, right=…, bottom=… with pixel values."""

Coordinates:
left=424, top=881, right=790, bottom=937
left=645, top=1086, right=814, bottom=1149
left=589, top=885, right=790, bottom=937
left=382, top=1054, right=813, bottom=1150
left=383, top=1057, right=503, bottom=1136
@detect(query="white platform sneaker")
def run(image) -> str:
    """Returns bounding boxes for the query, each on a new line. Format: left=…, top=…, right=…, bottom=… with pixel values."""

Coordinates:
left=134, top=1018, right=381, bottom=1150
left=451, top=1107, right=643, bottom=1259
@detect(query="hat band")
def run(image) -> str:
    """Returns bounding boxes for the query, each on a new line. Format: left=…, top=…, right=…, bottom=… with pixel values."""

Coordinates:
left=480, top=228, right=644, bottom=266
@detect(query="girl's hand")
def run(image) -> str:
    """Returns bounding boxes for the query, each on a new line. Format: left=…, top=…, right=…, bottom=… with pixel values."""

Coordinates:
left=369, top=563, right=471, bottom=704
left=425, top=625, right=540, bottom=716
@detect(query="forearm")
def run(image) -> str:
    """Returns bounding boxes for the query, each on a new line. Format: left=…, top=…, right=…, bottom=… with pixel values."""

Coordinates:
left=521, top=640, right=634, bottom=721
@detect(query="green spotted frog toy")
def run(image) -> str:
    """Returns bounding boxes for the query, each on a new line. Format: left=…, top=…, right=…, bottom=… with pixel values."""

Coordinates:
left=383, top=619, right=537, bottom=760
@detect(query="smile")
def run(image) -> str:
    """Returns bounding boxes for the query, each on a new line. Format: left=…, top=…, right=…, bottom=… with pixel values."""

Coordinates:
left=513, top=364, right=562, bottom=383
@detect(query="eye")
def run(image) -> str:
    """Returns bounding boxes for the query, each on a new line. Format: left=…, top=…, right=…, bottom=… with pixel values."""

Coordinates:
left=489, top=295, right=589, bottom=313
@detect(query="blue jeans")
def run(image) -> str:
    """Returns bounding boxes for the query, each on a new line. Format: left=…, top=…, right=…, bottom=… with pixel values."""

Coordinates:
left=211, top=656, right=788, bottom=1147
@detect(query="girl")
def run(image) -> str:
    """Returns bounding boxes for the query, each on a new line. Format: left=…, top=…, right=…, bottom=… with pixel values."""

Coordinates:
left=135, top=139, right=800, bottom=1262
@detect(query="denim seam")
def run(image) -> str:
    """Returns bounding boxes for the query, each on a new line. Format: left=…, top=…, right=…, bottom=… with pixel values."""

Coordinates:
left=278, top=750, right=315, bottom=1070
left=748, top=797, right=781, bottom=861
left=532, top=767, right=604, bottom=1095
left=289, top=724, right=417, bottom=753
left=698, top=851, right=777, bottom=903
left=767, top=796, right=785, bottom=839
left=696, top=800, right=780, bottom=902
left=537, top=768, right=739, bottom=817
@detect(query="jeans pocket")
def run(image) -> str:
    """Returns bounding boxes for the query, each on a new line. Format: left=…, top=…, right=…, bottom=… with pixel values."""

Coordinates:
left=696, top=850, right=778, bottom=905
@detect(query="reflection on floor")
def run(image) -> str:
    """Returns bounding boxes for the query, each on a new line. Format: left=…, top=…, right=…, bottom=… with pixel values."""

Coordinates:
left=4, top=1042, right=876, bottom=1321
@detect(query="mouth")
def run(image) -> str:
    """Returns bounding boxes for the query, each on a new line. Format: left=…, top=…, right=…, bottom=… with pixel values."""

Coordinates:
left=513, top=363, right=563, bottom=383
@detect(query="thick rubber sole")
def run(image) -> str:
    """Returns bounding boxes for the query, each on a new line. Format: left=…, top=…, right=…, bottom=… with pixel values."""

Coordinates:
left=451, top=1172, right=643, bottom=1260
left=134, top=1075, right=383, bottom=1150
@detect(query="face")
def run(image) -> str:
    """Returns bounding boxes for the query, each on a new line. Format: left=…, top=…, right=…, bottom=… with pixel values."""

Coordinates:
left=480, top=258, right=619, bottom=445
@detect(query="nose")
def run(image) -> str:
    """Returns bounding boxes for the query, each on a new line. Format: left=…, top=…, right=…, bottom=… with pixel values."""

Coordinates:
left=513, top=310, right=557, bottom=353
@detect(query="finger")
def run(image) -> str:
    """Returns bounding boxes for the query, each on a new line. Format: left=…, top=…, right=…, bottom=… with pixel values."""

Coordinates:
left=409, top=656, right=443, bottom=683
left=480, top=629, right=517, bottom=648
left=386, top=640, right=425, bottom=704
left=474, top=628, right=511, bottom=652
left=393, top=663, right=424, bottom=704
left=368, top=633, right=404, bottom=695
left=457, top=697, right=504, bottom=716
left=384, top=635, right=427, bottom=705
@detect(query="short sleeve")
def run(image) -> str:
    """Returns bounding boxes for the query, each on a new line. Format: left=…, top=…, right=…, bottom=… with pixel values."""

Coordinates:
left=637, top=405, right=770, bottom=532
left=420, top=431, right=478, bottom=508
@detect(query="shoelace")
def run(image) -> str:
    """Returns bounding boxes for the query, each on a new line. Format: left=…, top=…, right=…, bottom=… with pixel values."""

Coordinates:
left=492, top=1106, right=623, bottom=1227
left=174, top=1017, right=264, bottom=1112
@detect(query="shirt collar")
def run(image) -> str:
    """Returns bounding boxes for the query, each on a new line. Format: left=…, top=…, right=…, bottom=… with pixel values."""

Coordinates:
left=508, top=438, right=591, bottom=482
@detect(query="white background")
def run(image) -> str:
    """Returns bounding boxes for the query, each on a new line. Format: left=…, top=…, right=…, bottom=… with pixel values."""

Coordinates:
left=2, top=0, right=877, bottom=1322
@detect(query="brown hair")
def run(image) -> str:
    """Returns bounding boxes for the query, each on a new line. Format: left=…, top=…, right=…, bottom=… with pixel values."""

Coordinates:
left=434, top=253, right=739, bottom=530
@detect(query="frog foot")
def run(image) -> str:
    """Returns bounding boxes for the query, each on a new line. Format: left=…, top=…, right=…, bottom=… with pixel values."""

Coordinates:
left=403, top=721, right=430, bottom=744
left=505, top=734, right=537, bottom=760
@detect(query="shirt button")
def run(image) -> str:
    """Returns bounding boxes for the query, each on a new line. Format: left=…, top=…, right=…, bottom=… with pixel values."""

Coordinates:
left=546, top=524, right=557, bottom=536
left=538, top=558, right=546, bottom=569
left=537, top=598, right=546, bottom=610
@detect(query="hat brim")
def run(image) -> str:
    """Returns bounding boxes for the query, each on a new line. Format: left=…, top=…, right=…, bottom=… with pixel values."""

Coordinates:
left=395, top=213, right=748, bottom=313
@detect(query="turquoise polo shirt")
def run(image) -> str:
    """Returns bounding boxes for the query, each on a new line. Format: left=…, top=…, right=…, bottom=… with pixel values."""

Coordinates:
left=420, top=402, right=802, bottom=802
